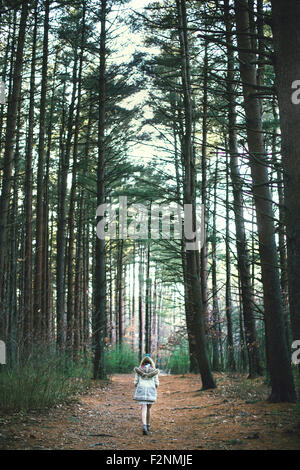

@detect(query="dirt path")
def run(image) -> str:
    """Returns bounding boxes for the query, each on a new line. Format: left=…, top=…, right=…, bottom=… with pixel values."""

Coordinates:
left=1, top=373, right=300, bottom=450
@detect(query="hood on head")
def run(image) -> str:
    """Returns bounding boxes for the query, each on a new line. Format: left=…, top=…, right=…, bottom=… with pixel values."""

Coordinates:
left=134, top=365, right=159, bottom=378
left=140, top=356, right=155, bottom=368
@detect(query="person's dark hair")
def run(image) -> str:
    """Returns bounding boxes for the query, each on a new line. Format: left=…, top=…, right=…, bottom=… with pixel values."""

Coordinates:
left=141, top=357, right=151, bottom=366
left=139, top=355, right=155, bottom=368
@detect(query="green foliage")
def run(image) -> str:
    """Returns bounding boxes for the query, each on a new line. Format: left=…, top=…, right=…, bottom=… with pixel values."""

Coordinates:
left=105, top=344, right=139, bottom=374
left=165, top=346, right=190, bottom=374
left=0, top=348, right=91, bottom=412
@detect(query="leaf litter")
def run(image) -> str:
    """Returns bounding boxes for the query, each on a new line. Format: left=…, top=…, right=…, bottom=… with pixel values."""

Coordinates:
left=0, top=373, right=299, bottom=450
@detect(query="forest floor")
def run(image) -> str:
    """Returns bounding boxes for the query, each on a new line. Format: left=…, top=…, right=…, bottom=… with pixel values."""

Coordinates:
left=1, top=372, right=300, bottom=450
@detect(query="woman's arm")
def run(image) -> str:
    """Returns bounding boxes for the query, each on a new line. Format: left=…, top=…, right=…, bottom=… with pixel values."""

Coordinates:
left=154, top=374, right=159, bottom=388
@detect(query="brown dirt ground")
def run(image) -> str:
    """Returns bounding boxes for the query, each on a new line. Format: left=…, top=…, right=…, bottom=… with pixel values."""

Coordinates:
left=0, top=372, right=300, bottom=450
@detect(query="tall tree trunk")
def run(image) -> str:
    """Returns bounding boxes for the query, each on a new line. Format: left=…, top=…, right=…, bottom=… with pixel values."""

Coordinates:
left=74, top=192, right=84, bottom=362
left=116, top=240, right=124, bottom=346
left=108, top=241, right=113, bottom=345
left=0, top=10, right=13, bottom=158
left=234, top=0, right=296, bottom=401
left=225, top=145, right=236, bottom=372
left=8, top=104, right=21, bottom=362
left=82, top=100, right=93, bottom=354
left=145, top=239, right=151, bottom=355
left=200, top=41, right=209, bottom=327
left=224, top=0, right=262, bottom=378
left=176, top=0, right=216, bottom=389
left=271, top=101, right=290, bottom=352
left=93, top=0, right=107, bottom=380
left=175, top=126, right=199, bottom=372
left=238, top=280, right=248, bottom=372
left=270, top=0, right=300, bottom=372
left=56, top=51, right=78, bottom=349
left=211, top=157, right=220, bottom=372
left=0, top=1, right=28, bottom=340
left=151, top=269, right=157, bottom=354
left=176, top=143, right=199, bottom=371
left=33, top=0, right=50, bottom=344
left=131, top=243, right=136, bottom=351
left=67, top=7, right=86, bottom=354
left=23, top=3, right=38, bottom=353
left=138, top=242, right=144, bottom=361
left=83, top=207, right=90, bottom=357
left=43, top=47, right=59, bottom=346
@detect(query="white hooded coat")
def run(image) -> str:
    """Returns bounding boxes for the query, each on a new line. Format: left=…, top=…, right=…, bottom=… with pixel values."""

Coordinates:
left=133, top=357, right=159, bottom=403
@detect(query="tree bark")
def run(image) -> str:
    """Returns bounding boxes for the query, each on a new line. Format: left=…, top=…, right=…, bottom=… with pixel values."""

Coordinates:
left=93, top=0, right=107, bottom=380
left=67, top=6, right=86, bottom=354
left=33, top=0, right=50, bottom=344
left=211, top=157, right=220, bottom=372
left=138, top=242, right=144, bottom=362
left=224, top=0, right=262, bottom=378
left=234, top=0, right=296, bottom=401
left=270, top=0, right=300, bottom=372
left=23, top=3, right=38, bottom=353
left=0, top=1, right=28, bottom=339
left=177, top=0, right=216, bottom=389
left=145, top=239, right=151, bottom=354
left=225, top=146, right=236, bottom=372
left=200, top=41, right=209, bottom=327
left=56, top=51, right=78, bottom=349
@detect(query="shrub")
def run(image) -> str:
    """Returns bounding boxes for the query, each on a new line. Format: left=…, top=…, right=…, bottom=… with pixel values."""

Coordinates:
left=0, top=347, right=92, bottom=412
left=105, top=344, right=139, bottom=374
left=165, top=346, right=190, bottom=374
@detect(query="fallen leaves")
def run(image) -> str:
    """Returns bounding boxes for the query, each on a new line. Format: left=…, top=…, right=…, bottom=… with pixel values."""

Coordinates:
left=0, top=373, right=299, bottom=450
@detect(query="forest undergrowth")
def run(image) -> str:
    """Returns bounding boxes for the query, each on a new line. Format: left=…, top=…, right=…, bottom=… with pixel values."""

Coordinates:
left=1, top=372, right=300, bottom=450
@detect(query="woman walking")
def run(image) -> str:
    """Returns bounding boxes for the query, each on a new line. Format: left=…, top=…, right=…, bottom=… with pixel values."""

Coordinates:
left=133, top=354, right=159, bottom=435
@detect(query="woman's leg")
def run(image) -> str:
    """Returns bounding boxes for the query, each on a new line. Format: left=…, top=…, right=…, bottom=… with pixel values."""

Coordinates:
left=141, top=404, right=147, bottom=425
left=146, top=404, right=152, bottom=426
